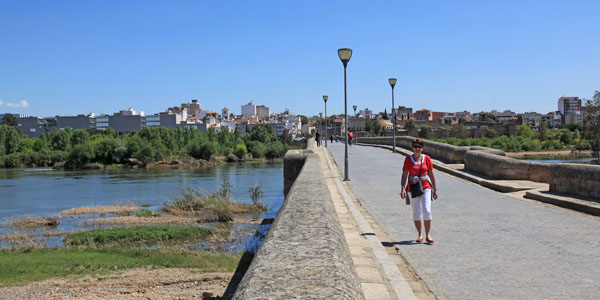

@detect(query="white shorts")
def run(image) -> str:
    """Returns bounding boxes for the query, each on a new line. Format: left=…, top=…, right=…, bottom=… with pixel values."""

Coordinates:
left=411, top=188, right=432, bottom=221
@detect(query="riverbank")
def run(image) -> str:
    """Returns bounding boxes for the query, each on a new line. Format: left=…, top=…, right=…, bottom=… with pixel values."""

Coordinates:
left=0, top=268, right=239, bottom=300
left=0, top=248, right=251, bottom=299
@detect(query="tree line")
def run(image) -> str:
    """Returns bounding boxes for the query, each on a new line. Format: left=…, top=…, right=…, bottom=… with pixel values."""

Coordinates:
left=0, top=124, right=291, bottom=168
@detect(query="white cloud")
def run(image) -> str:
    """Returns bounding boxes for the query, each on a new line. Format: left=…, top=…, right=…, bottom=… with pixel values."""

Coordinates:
left=5, top=100, right=29, bottom=108
left=0, top=99, right=3, bottom=107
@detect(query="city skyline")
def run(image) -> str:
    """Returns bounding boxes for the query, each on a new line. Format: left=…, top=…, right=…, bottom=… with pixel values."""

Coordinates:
left=1, top=1, right=598, bottom=117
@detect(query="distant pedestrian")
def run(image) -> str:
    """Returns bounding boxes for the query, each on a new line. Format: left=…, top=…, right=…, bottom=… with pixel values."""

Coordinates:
left=335, top=135, right=339, bottom=143
left=348, top=131, right=354, bottom=146
left=400, top=138, right=438, bottom=244
left=330, top=134, right=334, bottom=144
left=315, top=131, right=321, bottom=147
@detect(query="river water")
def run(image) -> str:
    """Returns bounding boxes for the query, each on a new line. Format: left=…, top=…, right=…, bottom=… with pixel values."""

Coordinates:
left=0, top=162, right=284, bottom=251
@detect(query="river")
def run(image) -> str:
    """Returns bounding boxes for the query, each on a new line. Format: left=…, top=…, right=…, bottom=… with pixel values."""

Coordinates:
left=0, top=162, right=284, bottom=251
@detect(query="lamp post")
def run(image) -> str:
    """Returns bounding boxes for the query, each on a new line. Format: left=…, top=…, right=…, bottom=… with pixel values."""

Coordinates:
left=352, top=105, right=358, bottom=135
left=388, top=78, right=397, bottom=153
left=323, top=95, right=328, bottom=147
left=319, top=112, right=323, bottom=135
left=338, top=48, right=352, bottom=181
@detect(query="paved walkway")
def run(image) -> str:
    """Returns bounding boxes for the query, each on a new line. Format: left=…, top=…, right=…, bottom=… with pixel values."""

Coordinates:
left=327, top=143, right=600, bottom=299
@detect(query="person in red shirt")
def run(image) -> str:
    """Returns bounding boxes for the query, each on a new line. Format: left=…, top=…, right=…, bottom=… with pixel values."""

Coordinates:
left=401, top=138, right=438, bottom=243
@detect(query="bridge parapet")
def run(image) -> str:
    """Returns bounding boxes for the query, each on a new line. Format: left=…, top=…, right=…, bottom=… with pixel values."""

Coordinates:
left=358, top=136, right=600, bottom=200
left=233, top=141, right=365, bottom=299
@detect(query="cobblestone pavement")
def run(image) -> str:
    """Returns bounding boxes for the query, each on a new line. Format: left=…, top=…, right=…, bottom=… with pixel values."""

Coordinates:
left=327, top=143, right=600, bottom=300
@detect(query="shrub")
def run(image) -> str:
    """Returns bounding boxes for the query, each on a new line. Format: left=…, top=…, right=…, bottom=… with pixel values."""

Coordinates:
left=248, top=186, right=264, bottom=206
left=517, top=125, right=533, bottom=138
left=135, top=143, right=155, bottom=164
left=164, top=187, right=234, bottom=222
left=575, top=140, right=591, bottom=150
left=265, top=141, right=286, bottom=158
left=247, top=141, right=267, bottom=158
left=66, top=143, right=95, bottom=168
left=234, top=144, right=247, bottom=158
left=419, top=126, right=433, bottom=139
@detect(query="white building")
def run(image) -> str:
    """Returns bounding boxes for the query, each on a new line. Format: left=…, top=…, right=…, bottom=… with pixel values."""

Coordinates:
left=256, top=105, right=270, bottom=118
left=241, top=101, right=256, bottom=116
left=116, top=107, right=144, bottom=116
left=222, top=107, right=230, bottom=120
left=359, top=108, right=373, bottom=118
left=558, top=97, right=582, bottom=115
left=522, top=112, right=542, bottom=127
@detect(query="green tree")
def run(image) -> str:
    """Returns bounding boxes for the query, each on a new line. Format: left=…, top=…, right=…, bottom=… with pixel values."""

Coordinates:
left=66, top=142, right=95, bottom=168
left=234, top=143, right=247, bottom=158
left=1, top=114, right=18, bottom=127
left=70, top=129, right=90, bottom=146
left=419, top=125, right=433, bottom=139
left=265, top=141, right=286, bottom=158
left=405, top=120, right=416, bottom=130
left=451, top=124, right=468, bottom=138
left=485, top=127, right=498, bottom=139
left=247, top=141, right=267, bottom=158
left=49, top=129, right=72, bottom=151
left=0, top=125, right=20, bottom=155
left=300, top=116, right=309, bottom=126
left=517, top=125, right=533, bottom=138
left=95, top=138, right=127, bottom=164
left=247, top=125, right=275, bottom=144
left=583, top=99, right=600, bottom=158
left=537, top=122, right=548, bottom=141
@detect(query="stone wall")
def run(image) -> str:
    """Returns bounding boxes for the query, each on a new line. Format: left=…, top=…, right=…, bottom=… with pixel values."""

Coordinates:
left=463, top=150, right=552, bottom=183
left=550, top=164, right=600, bottom=199
left=233, top=142, right=365, bottom=299
left=358, top=136, right=504, bottom=164
left=358, top=136, right=600, bottom=200
left=283, top=149, right=312, bottom=196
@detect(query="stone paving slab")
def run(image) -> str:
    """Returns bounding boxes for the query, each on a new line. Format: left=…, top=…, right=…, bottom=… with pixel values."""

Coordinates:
left=329, top=143, right=600, bottom=300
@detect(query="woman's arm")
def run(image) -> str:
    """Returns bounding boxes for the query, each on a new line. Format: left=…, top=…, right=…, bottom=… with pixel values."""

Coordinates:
left=429, top=168, right=438, bottom=200
left=401, top=170, right=409, bottom=199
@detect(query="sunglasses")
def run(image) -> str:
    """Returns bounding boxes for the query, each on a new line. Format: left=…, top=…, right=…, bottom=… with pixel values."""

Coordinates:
left=412, top=145, right=423, bottom=149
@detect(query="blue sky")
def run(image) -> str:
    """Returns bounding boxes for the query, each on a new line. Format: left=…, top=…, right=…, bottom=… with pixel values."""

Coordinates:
left=1, top=0, right=598, bottom=117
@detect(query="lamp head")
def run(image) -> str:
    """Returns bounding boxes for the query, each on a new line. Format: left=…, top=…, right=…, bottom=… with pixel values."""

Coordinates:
left=319, top=112, right=323, bottom=117
left=388, top=78, right=397, bottom=88
left=337, top=48, right=352, bottom=67
left=352, top=105, right=357, bottom=111
left=323, top=95, right=328, bottom=102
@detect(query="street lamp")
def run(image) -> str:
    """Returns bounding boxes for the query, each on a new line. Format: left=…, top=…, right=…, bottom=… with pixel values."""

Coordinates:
left=338, top=48, right=352, bottom=181
left=323, top=95, right=328, bottom=147
left=318, top=112, right=323, bottom=147
left=389, top=78, right=397, bottom=153
left=352, top=105, right=357, bottom=132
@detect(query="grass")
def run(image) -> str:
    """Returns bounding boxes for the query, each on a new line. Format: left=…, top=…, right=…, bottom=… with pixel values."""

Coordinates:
left=164, top=183, right=267, bottom=221
left=135, top=209, right=153, bottom=217
left=0, top=247, right=250, bottom=287
left=64, top=225, right=213, bottom=246
left=164, top=187, right=234, bottom=222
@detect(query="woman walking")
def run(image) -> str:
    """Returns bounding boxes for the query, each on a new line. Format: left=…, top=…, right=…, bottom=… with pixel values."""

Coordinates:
left=401, top=138, right=438, bottom=243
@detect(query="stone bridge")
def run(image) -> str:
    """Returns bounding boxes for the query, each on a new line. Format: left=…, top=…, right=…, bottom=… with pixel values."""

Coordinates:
left=233, top=137, right=600, bottom=300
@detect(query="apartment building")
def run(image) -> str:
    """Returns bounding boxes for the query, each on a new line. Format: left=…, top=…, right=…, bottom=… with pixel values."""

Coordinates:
left=558, top=97, right=581, bottom=115
left=413, top=109, right=432, bottom=121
